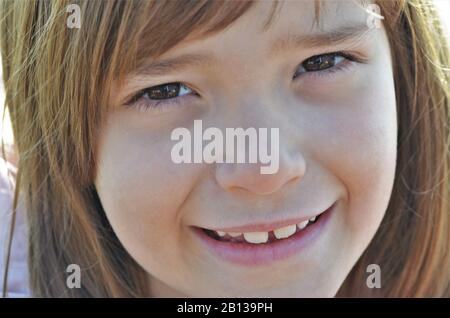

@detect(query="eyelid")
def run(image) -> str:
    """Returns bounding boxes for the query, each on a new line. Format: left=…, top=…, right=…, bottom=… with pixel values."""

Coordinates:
left=293, top=51, right=365, bottom=80
left=301, top=51, right=362, bottom=70
left=123, top=83, right=199, bottom=113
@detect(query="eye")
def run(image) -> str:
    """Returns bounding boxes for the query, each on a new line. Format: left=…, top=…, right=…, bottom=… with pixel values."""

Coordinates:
left=125, top=82, right=199, bottom=112
left=294, top=51, right=358, bottom=79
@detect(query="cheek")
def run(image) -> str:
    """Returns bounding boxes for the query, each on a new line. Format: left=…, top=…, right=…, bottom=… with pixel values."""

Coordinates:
left=94, top=119, right=201, bottom=268
left=312, top=71, right=398, bottom=245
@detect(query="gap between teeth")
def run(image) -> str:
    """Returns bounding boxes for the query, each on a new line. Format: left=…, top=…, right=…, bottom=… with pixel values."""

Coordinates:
left=214, top=216, right=318, bottom=244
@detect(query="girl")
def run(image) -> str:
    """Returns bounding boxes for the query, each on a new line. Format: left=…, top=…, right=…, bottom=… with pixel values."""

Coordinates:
left=0, top=0, right=449, bottom=297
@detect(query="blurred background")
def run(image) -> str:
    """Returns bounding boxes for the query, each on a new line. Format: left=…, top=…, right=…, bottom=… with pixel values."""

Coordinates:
left=0, top=0, right=449, bottom=150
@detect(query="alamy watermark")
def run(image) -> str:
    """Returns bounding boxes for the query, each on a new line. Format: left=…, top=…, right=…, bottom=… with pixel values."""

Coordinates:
left=66, top=4, right=81, bottom=29
left=366, top=4, right=384, bottom=29
left=171, top=120, right=280, bottom=175
left=66, top=264, right=81, bottom=289
left=65, top=2, right=383, bottom=30
left=366, top=264, right=381, bottom=289
left=65, top=3, right=384, bottom=31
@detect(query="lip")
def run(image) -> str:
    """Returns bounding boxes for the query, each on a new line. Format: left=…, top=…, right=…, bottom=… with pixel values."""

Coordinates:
left=192, top=201, right=337, bottom=266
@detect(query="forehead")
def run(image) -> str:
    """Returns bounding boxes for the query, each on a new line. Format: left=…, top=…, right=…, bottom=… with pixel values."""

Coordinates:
left=110, top=0, right=383, bottom=94
left=152, top=0, right=372, bottom=57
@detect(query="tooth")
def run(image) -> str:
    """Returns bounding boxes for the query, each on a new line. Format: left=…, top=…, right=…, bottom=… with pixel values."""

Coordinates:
left=228, top=232, right=241, bottom=237
left=243, top=232, right=269, bottom=244
left=309, top=216, right=316, bottom=222
left=297, top=220, right=309, bottom=230
left=216, top=231, right=226, bottom=237
left=273, top=224, right=297, bottom=239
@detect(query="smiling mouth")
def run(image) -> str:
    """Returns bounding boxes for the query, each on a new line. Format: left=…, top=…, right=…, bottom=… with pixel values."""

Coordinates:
left=201, top=210, right=326, bottom=245
left=193, top=202, right=336, bottom=266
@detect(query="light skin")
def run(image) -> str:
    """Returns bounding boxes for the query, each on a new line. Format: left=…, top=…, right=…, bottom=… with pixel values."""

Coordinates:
left=94, top=0, right=397, bottom=297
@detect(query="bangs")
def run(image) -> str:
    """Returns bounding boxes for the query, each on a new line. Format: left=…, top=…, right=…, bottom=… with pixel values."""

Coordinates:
left=108, top=0, right=265, bottom=80
left=105, top=0, right=404, bottom=81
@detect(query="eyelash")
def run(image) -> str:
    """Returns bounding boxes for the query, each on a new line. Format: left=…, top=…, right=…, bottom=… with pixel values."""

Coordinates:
left=294, top=51, right=359, bottom=80
left=125, top=51, right=360, bottom=112
left=125, top=82, right=198, bottom=113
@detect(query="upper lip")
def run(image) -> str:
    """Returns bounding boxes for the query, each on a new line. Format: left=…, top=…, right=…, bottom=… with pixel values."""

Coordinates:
left=203, top=201, right=336, bottom=233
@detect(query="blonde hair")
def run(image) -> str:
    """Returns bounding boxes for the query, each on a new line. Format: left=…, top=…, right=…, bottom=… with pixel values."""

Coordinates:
left=1, top=0, right=449, bottom=297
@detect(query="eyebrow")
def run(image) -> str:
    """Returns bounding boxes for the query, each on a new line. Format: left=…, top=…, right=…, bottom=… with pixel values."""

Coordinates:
left=270, top=23, right=373, bottom=55
left=132, top=23, right=373, bottom=78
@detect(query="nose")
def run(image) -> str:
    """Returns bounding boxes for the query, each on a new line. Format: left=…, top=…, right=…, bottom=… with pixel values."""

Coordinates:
left=215, top=147, right=306, bottom=196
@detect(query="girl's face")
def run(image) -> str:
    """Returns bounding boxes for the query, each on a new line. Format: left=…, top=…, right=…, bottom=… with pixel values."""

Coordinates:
left=94, top=0, right=397, bottom=297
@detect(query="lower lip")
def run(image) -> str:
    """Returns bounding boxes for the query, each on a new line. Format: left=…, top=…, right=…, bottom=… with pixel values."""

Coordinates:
left=192, top=202, right=336, bottom=267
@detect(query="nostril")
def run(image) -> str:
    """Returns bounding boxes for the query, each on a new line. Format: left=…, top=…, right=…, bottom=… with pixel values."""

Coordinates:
left=287, top=175, right=301, bottom=186
left=214, top=153, right=305, bottom=196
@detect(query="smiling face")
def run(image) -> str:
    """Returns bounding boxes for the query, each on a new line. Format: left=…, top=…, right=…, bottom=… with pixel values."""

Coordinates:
left=94, top=0, right=397, bottom=297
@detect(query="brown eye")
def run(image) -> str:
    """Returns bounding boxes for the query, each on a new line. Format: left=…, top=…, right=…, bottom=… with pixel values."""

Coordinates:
left=293, top=52, right=355, bottom=79
left=126, top=82, right=198, bottom=112
left=137, top=82, right=183, bottom=101
left=302, top=54, right=338, bottom=72
left=128, top=82, right=194, bottom=104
